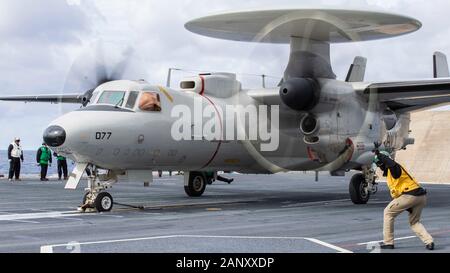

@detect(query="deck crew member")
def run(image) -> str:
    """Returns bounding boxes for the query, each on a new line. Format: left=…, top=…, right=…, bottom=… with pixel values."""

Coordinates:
left=54, top=152, right=68, bottom=180
left=7, top=137, right=24, bottom=181
left=36, top=143, right=52, bottom=181
left=374, top=150, right=435, bottom=250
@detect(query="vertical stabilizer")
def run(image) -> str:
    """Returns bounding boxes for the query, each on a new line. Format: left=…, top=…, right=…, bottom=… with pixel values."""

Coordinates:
left=346, top=56, right=367, bottom=82
left=433, top=52, right=449, bottom=78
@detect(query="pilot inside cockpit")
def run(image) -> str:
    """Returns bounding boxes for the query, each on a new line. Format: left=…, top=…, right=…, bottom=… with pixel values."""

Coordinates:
left=139, top=92, right=161, bottom=112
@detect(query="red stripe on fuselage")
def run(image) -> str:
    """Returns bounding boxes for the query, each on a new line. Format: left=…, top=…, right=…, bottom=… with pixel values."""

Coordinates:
left=199, top=75, right=205, bottom=96
left=199, top=93, right=223, bottom=169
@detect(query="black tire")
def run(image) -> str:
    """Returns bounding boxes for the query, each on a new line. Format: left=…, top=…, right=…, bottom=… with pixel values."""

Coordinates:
left=349, top=174, right=370, bottom=205
left=94, top=192, right=114, bottom=212
left=185, top=172, right=207, bottom=197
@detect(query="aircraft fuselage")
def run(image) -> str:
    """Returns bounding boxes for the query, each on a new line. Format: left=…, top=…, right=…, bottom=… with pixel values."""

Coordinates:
left=49, top=78, right=408, bottom=175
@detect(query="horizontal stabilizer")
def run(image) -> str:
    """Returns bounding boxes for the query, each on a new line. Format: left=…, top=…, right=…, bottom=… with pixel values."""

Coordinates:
left=433, top=52, right=449, bottom=78
left=346, top=56, right=367, bottom=82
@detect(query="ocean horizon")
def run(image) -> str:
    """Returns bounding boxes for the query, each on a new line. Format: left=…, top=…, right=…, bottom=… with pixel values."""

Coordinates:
left=0, top=150, right=68, bottom=177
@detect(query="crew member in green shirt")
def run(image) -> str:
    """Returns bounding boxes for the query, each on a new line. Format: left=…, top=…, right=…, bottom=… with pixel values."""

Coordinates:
left=36, top=143, right=52, bottom=181
left=54, top=152, right=68, bottom=180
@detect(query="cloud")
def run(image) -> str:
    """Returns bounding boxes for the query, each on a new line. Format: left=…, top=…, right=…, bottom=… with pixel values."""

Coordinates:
left=0, top=0, right=94, bottom=149
left=0, top=0, right=94, bottom=90
left=0, top=0, right=92, bottom=44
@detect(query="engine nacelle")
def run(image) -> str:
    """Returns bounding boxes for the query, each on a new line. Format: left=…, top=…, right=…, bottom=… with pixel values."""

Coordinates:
left=279, top=78, right=320, bottom=111
left=295, top=79, right=368, bottom=170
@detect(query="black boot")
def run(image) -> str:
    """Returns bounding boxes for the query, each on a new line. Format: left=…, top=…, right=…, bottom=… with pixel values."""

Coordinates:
left=380, top=243, right=395, bottom=250
left=217, top=175, right=234, bottom=184
left=426, top=242, right=435, bottom=251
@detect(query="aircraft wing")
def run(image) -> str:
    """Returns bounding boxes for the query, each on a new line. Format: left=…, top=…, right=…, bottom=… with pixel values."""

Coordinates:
left=360, top=78, right=450, bottom=113
left=0, top=94, right=85, bottom=104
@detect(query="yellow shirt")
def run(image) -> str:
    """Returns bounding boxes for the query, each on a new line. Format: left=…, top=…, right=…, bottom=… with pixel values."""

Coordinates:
left=387, top=166, right=421, bottom=199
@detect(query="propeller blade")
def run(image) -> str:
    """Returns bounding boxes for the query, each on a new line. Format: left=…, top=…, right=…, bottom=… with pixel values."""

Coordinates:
left=94, top=42, right=110, bottom=86
left=110, top=46, right=135, bottom=81
left=61, top=41, right=135, bottom=107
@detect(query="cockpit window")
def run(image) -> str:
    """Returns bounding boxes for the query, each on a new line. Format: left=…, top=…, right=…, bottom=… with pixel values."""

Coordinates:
left=97, top=91, right=126, bottom=106
left=125, top=91, right=139, bottom=109
left=139, top=92, right=161, bottom=112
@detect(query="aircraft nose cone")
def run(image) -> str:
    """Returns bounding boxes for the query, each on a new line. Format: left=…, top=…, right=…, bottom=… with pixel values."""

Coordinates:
left=43, top=125, right=66, bottom=147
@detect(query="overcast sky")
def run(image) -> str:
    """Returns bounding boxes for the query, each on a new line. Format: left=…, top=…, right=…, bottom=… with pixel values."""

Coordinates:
left=1, top=0, right=449, bottom=149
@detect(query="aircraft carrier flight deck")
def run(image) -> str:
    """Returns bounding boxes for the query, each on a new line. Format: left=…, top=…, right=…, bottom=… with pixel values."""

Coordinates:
left=0, top=172, right=449, bottom=253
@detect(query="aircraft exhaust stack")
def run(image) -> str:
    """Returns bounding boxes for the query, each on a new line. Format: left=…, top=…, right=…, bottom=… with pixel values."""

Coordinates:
left=300, top=114, right=320, bottom=136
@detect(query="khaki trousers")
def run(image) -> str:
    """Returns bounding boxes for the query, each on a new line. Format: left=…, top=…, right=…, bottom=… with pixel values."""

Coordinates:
left=384, top=194, right=434, bottom=245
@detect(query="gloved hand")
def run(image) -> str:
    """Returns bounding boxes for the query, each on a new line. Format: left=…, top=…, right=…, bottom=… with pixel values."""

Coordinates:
left=373, top=142, right=382, bottom=153
left=37, top=163, right=41, bottom=167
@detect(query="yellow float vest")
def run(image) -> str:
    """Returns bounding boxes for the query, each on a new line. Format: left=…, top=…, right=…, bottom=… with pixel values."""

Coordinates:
left=387, top=166, right=421, bottom=199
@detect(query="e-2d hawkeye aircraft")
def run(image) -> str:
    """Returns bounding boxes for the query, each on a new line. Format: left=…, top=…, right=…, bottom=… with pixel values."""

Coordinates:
left=2, top=9, right=450, bottom=212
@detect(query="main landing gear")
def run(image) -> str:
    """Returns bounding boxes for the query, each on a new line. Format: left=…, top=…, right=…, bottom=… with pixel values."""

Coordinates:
left=349, top=167, right=378, bottom=205
left=184, top=172, right=207, bottom=197
left=80, top=168, right=117, bottom=212
left=184, top=171, right=234, bottom=197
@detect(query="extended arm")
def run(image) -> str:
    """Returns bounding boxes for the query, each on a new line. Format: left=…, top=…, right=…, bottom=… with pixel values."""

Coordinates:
left=377, top=153, right=402, bottom=179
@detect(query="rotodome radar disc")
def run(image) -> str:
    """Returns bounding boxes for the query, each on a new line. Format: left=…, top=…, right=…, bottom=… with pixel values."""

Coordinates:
left=185, top=9, right=422, bottom=43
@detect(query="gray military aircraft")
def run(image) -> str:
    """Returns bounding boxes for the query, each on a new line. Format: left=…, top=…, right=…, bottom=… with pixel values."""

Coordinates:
left=2, top=9, right=450, bottom=212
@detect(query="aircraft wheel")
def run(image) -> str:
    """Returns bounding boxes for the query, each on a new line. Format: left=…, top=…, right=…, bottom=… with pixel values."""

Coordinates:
left=185, top=172, right=206, bottom=197
left=94, top=192, right=114, bottom=212
left=349, top=173, right=370, bottom=205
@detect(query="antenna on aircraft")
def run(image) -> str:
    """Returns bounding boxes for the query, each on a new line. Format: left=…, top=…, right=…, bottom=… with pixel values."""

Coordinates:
left=166, top=68, right=182, bottom=87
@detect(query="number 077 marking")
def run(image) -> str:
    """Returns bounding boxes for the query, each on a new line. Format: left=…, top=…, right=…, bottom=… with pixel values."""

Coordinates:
left=96, top=132, right=112, bottom=140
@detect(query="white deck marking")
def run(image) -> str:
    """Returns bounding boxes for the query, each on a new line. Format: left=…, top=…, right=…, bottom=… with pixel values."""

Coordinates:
left=40, top=235, right=353, bottom=253
left=98, top=214, right=125, bottom=218
left=358, top=236, right=417, bottom=246
left=304, top=238, right=353, bottom=253
left=41, top=235, right=183, bottom=253
left=9, top=219, right=40, bottom=224
left=40, top=245, right=54, bottom=253
left=0, top=211, right=84, bottom=221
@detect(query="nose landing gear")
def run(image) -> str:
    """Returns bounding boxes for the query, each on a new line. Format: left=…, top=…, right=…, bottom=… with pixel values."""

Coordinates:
left=82, top=191, right=114, bottom=212
left=79, top=168, right=117, bottom=212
